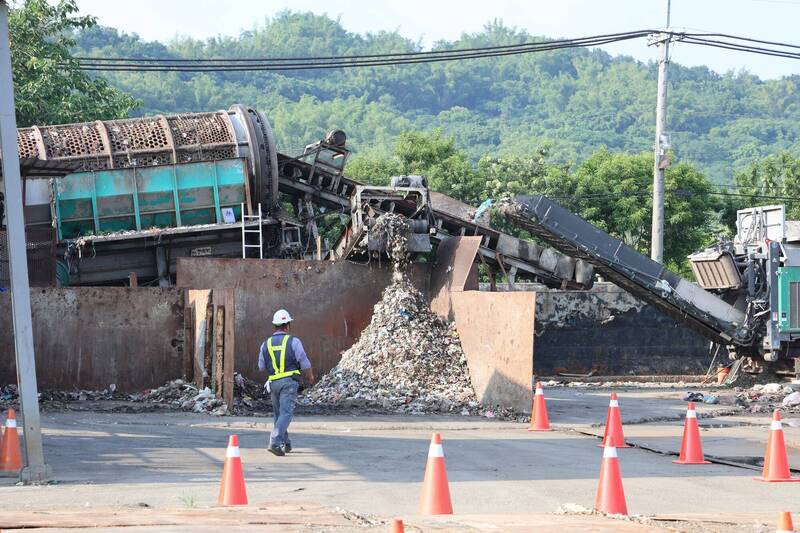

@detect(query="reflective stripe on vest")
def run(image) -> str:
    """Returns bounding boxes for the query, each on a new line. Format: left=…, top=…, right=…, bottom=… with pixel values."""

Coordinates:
left=266, top=334, right=301, bottom=381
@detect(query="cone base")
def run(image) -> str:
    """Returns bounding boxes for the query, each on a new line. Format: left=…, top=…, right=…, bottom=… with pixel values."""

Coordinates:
left=597, top=443, right=631, bottom=448
left=673, top=459, right=711, bottom=464
left=527, top=427, right=553, bottom=432
left=754, top=476, right=800, bottom=482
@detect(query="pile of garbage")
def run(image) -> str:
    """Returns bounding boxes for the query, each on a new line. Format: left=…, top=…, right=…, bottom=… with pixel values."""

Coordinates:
left=734, top=382, right=800, bottom=413
left=302, top=213, right=511, bottom=417
left=128, top=379, right=228, bottom=415
left=0, top=384, right=125, bottom=410
left=232, top=373, right=272, bottom=415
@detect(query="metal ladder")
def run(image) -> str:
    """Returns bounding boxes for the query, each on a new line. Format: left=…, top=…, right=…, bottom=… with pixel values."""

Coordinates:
left=241, top=203, right=263, bottom=259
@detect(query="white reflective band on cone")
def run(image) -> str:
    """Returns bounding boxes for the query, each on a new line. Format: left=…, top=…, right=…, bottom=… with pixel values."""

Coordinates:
left=428, top=443, right=444, bottom=458
left=772, top=420, right=783, bottom=430
left=226, top=446, right=241, bottom=458
left=609, top=400, right=619, bottom=407
left=535, top=388, right=544, bottom=396
left=5, top=419, right=16, bottom=428
left=686, top=410, right=697, bottom=419
left=603, top=446, right=618, bottom=458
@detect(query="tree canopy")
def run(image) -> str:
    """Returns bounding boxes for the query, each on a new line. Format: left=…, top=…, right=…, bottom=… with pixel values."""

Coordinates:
left=68, top=11, right=800, bottom=184
left=9, top=0, right=138, bottom=127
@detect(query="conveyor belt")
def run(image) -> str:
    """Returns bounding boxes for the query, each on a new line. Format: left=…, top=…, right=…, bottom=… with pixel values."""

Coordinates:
left=505, top=195, right=752, bottom=346
left=276, top=154, right=594, bottom=289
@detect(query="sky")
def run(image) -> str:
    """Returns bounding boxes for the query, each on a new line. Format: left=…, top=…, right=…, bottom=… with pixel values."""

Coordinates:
left=72, top=0, right=800, bottom=79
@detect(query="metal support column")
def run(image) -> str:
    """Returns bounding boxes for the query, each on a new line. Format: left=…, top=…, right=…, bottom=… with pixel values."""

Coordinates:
left=0, top=1, right=50, bottom=483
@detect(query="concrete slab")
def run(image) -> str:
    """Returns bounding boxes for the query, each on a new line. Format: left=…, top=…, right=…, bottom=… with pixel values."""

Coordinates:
left=0, top=406, right=799, bottom=518
left=548, top=386, right=800, bottom=469
left=541, top=386, right=735, bottom=427
left=2, top=387, right=799, bottom=531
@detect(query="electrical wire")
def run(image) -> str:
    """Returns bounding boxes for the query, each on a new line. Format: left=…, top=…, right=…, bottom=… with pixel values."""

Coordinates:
left=541, top=188, right=800, bottom=203
left=62, top=29, right=800, bottom=73
left=680, top=36, right=800, bottom=61
left=73, top=30, right=655, bottom=63
left=67, top=31, right=654, bottom=72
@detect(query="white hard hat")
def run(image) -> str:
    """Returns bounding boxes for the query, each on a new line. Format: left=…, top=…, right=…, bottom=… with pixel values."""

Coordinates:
left=272, top=309, right=293, bottom=326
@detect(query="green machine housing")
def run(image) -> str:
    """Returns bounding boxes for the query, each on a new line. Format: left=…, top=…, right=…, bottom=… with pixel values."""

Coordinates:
left=778, top=266, right=800, bottom=334
left=54, top=158, right=248, bottom=239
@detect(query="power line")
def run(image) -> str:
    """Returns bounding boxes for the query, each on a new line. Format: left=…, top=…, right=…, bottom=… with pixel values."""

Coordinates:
left=67, top=31, right=654, bottom=72
left=73, top=30, right=654, bottom=63
left=60, top=29, right=800, bottom=73
left=680, top=36, right=800, bottom=61
left=546, top=188, right=800, bottom=203
left=684, top=32, right=800, bottom=50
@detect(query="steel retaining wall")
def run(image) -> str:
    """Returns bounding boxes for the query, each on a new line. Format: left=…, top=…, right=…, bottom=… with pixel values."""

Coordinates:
left=176, top=258, right=431, bottom=378
left=0, top=288, right=184, bottom=391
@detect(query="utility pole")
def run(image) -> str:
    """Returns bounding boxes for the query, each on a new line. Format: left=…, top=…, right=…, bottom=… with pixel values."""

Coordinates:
left=0, top=0, right=50, bottom=483
left=650, top=0, right=672, bottom=264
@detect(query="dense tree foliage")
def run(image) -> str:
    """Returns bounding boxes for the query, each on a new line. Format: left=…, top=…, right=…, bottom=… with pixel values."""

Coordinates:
left=69, top=11, right=800, bottom=184
left=349, top=130, right=719, bottom=272
left=9, top=0, right=138, bottom=127
left=734, top=152, right=800, bottom=220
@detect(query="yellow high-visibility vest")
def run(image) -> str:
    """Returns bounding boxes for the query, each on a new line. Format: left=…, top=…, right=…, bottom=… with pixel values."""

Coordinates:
left=266, top=334, right=302, bottom=381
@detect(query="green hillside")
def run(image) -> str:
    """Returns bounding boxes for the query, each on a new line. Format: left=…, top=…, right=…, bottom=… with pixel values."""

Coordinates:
left=71, top=11, right=800, bottom=184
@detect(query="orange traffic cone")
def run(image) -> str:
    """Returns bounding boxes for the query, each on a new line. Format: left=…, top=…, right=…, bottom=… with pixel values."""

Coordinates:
left=0, top=409, right=22, bottom=473
left=218, top=435, right=248, bottom=505
left=527, top=382, right=552, bottom=432
left=673, top=402, right=711, bottom=465
left=390, top=518, right=405, bottom=533
left=756, top=410, right=800, bottom=482
left=595, top=445, right=628, bottom=515
left=419, top=433, right=453, bottom=515
left=598, top=393, right=630, bottom=448
left=777, top=511, right=796, bottom=533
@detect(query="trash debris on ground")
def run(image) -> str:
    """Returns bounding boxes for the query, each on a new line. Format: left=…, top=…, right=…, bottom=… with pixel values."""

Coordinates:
left=702, top=394, right=718, bottom=405
left=782, top=391, right=800, bottom=407
left=0, top=379, right=240, bottom=416
left=128, top=379, right=228, bottom=415
left=733, top=382, right=800, bottom=413
left=683, top=392, right=705, bottom=402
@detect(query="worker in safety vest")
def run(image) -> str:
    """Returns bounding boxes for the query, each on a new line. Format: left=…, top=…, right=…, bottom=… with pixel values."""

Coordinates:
left=258, top=309, right=314, bottom=456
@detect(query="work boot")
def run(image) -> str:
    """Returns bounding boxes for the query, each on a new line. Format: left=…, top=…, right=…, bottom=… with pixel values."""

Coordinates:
left=268, top=444, right=285, bottom=457
left=282, top=442, right=292, bottom=453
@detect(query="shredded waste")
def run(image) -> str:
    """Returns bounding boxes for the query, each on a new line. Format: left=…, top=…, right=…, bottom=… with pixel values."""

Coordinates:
left=0, top=376, right=272, bottom=416
left=301, top=212, right=515, bottom=418
left=128, top=379, right=228, bottom=415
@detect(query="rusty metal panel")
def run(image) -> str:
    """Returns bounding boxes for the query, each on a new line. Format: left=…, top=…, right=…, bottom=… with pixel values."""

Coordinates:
left=430, top=236, right=481, bottom=320
left=0, top=288, right=184, bottom=391
left=176, top=258, right=430, bottom=379
left=449, top=291, right=535, bottom=413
